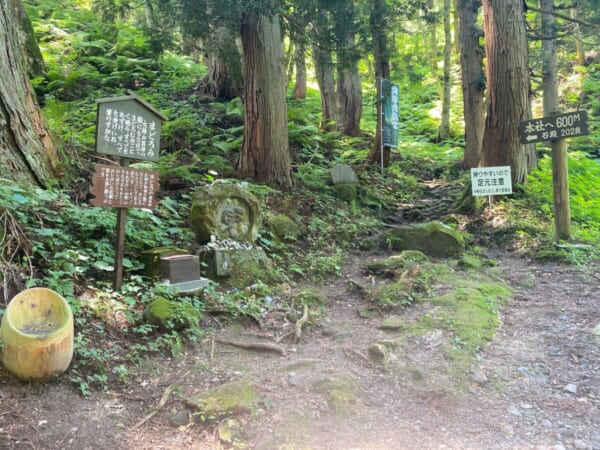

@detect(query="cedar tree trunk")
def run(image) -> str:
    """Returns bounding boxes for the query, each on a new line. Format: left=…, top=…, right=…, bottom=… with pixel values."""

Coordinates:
left=1, top=0, right=58, bottom=186
left=458, top=0, right=485, bottom=169
left=481, top=0, right=530, bottom=184
left=236, top=10, right=291, bottom=190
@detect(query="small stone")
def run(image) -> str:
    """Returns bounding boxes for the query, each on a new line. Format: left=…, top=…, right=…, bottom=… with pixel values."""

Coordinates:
left=508, top=405, right=521, bottom=416
left=592, top=323, right=600, bottom=335
left=470, top=369, right=488, bottom=386
left=541, top=419, right=553, bottom=428
left=288, top=372, right=299, bottom=386
left=563, top=383, right=577, bottom=394
left=168, top=410, right=190, bottom=427
left=573, top=440, right=587, bottom=449
left=501, top=424, right=514, bottom=436
left=553, top=445, right=567, bottom=450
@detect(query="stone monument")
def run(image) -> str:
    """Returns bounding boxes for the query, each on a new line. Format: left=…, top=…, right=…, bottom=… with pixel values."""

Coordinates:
left=190, top=181, right=277, bottom=287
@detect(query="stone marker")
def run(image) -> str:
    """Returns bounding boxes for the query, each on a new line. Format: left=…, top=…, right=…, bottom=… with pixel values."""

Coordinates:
left=330, top=163, right=359, bottom=185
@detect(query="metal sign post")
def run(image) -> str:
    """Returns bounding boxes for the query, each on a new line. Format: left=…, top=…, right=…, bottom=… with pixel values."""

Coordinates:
left=519, top=110, right=590, bottom=241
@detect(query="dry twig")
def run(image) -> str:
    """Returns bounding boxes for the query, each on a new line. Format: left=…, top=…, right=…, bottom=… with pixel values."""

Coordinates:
left=132, top=370, right=190, bottom=430
left=215, top=338, right=287, bottom=356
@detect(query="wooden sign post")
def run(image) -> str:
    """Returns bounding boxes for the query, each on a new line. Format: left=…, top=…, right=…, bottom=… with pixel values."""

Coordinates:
left=91, top=92, right=167, bottom=290
left=519, top=110, right=590, bottom=241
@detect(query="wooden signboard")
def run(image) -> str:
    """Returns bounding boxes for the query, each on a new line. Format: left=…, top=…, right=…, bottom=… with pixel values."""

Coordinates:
left=96, top=93, right=167, bottom=161
left=92, top=92, right=167, bottom=290
left=519, top=110, right=589, bottom=144
left=90, top=164, right=159, bottom=209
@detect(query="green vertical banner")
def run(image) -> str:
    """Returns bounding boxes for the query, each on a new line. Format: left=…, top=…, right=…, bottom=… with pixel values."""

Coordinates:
left=381, top=79, right=399, bottom=148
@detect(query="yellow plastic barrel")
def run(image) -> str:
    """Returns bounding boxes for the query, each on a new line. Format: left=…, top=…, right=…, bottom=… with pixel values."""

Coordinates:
left=0, top=287, right=74, bottom=381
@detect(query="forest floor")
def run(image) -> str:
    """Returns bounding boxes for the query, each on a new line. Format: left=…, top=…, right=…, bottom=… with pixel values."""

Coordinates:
left=1, top=245, right=599, bottom=449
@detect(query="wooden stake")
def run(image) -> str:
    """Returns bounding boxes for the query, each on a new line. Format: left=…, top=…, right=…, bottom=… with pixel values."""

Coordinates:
left=113, top=158, right=129, bottom=291
left=551, top=138, right=571, bottom=241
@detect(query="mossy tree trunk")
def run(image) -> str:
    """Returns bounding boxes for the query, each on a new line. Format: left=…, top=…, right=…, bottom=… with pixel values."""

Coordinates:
left=200, top=26, right=243, bottom=100
left=1, top=0, right=58, bottom=186
left=235, top=10, right=291, bottom=190
left=481, top=0, right=530, bottom=184
left=458, top=0, right=485, bottom=169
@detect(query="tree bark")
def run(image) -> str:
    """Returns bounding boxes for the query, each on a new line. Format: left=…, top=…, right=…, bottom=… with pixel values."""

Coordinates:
left=236, top=10, right=291, bottom=190
left=292, top=38, right=307, bottom=99
left=200, top=26, right=243, bottom=100
left=0, top=0, right=58, bottom=186
left=368, top=0, right=393, bottom=165
left=481, top=0, right=530, bottom=184
left=570, top=8, right=585, bottom=66
left=311, top=22, right=336, bottom=131
left=438, top=0, right=452, bottom=141
left=458, top=0, right=485, bottom=169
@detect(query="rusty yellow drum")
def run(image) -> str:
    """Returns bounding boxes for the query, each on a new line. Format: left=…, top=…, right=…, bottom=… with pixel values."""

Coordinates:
left=0, top=288, right=74, bottom=381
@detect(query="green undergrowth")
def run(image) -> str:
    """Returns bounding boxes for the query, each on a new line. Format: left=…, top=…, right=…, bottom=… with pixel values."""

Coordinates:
left=375, top=259, right=512, bottom=388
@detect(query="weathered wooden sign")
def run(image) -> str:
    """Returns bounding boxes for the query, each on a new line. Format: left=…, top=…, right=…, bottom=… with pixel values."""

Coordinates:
left=96, top=93, right=167, bottom=161
left=471, top=166, right=512, bottom=197
left=92, top=92, right=167, bottom=291
left=90, top=164, right=159, bottom=209
left=519, top=110, right=589, bottom=144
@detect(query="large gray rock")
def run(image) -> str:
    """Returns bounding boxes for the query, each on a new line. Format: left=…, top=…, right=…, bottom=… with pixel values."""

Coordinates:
left=190, top=181, right=262, bottom=244
left=381, top=221, right=465, bottom=257
left=330, top=163, right=359, bottom=185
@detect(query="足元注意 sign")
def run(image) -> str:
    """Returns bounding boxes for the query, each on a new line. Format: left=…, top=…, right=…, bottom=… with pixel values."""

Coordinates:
left=471, top=166, right=512, bottom=197
left=519, top=110, right=589, bottom=144
left=90, top=164, right=159, bottom=209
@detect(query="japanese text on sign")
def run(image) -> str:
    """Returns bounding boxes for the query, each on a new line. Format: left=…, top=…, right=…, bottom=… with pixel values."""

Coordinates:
left=471, top=166, right=512, bottom=197
left=96, top=95, right=166, bottom=161
left=102, top=108, right=157, bottom=158
left=519, top=110, right=589, bottom=144
left=382, top=79, right=400, bottom=148
left=90, top=165, right=159, bottom=209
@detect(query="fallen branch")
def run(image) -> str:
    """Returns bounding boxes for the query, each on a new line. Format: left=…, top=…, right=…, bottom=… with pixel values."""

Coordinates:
left=132, top=370, right=190, bottom=430
left=295, top=304, right=309, bottom=342
left=215, top=338, right=287, bottom=356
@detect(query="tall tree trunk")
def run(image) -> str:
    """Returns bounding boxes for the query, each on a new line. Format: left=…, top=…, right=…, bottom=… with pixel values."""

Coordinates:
left=292, top=38, right=307, bottom=99
left=311, top=23, right=336, bottom=131
left=368, top=0, right=393, bottom=165
left=200, top=26, right=243, bottom=99
left=458, top=0, right=485, bottom=169
left=481, top=0, right=530, bottom=184
left=570, top=7, right=585, bottom=66
left=236, top=10, right=291, bottom=190
left=438, top=0, right=452, bottom=140
left=542, top=0, right=570, bottom=239
left=13, top=0, right=44, bottom=77
left=541, top=0, right=558, bottom=117
left=1, top=0, right=58, bottom=186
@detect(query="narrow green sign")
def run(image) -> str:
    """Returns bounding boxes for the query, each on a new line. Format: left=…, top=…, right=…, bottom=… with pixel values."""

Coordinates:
left=381, top=79, right=400, bottom=148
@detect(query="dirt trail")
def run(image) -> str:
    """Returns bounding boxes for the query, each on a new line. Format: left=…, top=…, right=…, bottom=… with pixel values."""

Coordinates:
left=1, top=250, right=599, bottom=450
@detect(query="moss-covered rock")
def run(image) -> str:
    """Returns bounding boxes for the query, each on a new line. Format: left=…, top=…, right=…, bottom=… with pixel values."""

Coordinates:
left=200, top=247, right=280, bottom=288
left=190, top=181, right=262, bottom=244
left=366, top=251, right=430, bottom=277
left=265, top=212, right=301, bottom=242
left=140, top=246, right=189, bottom=280
left=184, top=379, right=259, bottom=422
left=381, top=221, right=465, bottom=257
left=142, top=297, right=200, bottom=331
left=314, top=375, right=361, bottom=417
left=331, top=183, right=358, bottom=202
